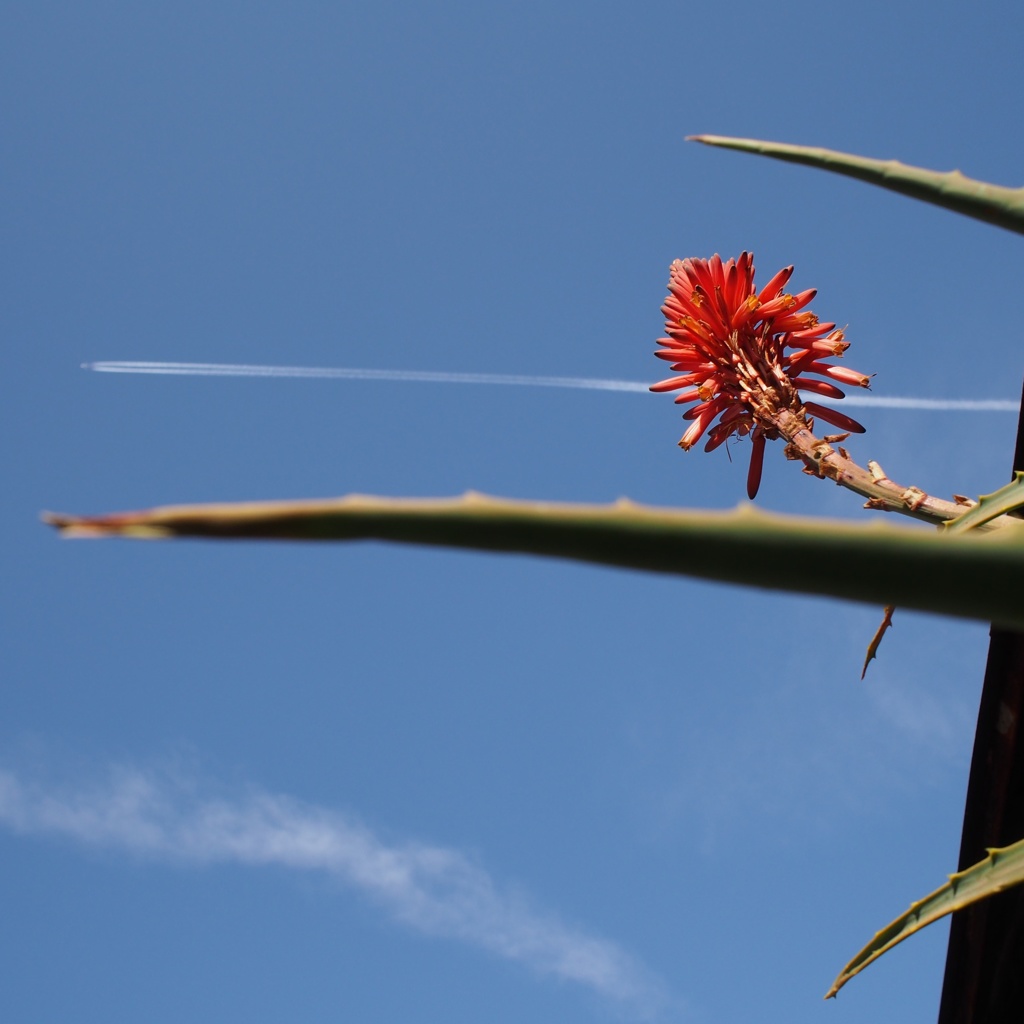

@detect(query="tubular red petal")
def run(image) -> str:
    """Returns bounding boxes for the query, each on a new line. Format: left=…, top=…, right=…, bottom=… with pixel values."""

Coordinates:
left=718, top=402, right=751, bottom=426
left=671, top=361, right=716, bottom=374
left=773, top=311, right=820, bottom=335
left=712, top=284, right=734, bottom=325
left=677, top=261, right=704, bottom=295
left=665, top=290, right=707, bottom=323
left=757, top=265, right=793, bottom=303
left=800, top=362, right=872, bottom=389
left=730, top=293, right=760, bottom=330
left=649, top=374, right=701, bottom=392
left=793, top=377, right=846, bottom=400
left=672, top=388, right=703, bottom=404
left=786, top=335, right=849, bottom=357
left=784, top=348, right=818, bottom=374
left=723, top=261, right=739, bottom=312
left=723, top=253, right=754, bottom=314
left=803, top=402, right=866, bottom=433
left=678, top=402, right=720, bottom=450
left=787, top=288, right=817, bottom=313
left=691, top=287, right=730, bottom=338
left=682, top=394, right=731, bottom=421
left=758, top=293, right=793, bottom=319
left=738, top=251, right=755, bottom=294
left=664, top=336, right=703, bottom=358
left=746, top=432, right=766, bottom=499
left=654, top=349, right=708, bottom=366
left=790, top=321, right=836, bottom=337
left=823, top=331, right=850, bottom=356
left=689, top=259, right=727, bottom=311
left=696, top=378, right=719, bottom=401
left=704, top=423, right=734, bottom=452
left=669, top=305, right=721, bottom=346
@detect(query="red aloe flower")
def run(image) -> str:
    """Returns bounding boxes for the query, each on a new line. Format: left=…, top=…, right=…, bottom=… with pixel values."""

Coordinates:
left=651, top=253, right=871, bottom=498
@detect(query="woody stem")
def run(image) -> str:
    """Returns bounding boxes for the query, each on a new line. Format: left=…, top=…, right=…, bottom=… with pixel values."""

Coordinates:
left=766, top=407, right=967, bottom=526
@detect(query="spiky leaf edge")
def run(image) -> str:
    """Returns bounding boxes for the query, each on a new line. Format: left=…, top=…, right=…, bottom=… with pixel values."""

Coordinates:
left=688, top=135, right=1024, bottom=236
left=827, top=836, right=1024, bottom=998
left=941, top=472, right=1024, bottom=533
left=43, top=492, right=1024, bottom=629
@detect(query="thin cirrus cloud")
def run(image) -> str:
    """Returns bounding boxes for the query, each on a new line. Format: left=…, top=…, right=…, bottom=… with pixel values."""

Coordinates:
left=0, top=763, right=670, bottom=1018
left=83, top=362, right=1019, bottom=412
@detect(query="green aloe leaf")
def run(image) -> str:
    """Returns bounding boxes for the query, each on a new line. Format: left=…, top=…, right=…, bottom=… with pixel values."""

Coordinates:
left=43, top=492, right=1024, bottom=628
left=688, top=135, right=1024, bottom=236
left=942, top=473, right=1024, bottom=534
left=827, top=836, right=1024, bottom=998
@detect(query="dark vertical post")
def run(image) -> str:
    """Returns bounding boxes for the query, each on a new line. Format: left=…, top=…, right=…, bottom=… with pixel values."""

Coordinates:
left=937, top=378, right=1024, bottom=1024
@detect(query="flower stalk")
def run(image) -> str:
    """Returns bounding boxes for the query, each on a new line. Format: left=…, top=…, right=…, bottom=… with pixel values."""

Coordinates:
left=767, top=405, right=968, bottom=525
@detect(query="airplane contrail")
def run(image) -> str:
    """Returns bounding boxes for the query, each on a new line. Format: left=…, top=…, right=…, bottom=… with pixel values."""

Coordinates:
left=83, top=361, right=651, bottom=393
left=83, top=361, right=1019, bottom=412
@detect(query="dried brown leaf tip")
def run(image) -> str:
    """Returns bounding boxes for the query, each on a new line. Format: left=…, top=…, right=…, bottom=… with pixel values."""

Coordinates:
left=651, top=253, right=870, bottom=497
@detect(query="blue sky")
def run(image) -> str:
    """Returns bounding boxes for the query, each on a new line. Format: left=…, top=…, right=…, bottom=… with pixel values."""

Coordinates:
left=3, top=2, right=1023, bottom=1021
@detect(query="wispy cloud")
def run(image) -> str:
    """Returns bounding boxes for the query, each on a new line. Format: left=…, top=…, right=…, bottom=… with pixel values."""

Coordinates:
left=0, top=763, right=670, bottom=1018
left=83, top=361, right=1020, bottom=412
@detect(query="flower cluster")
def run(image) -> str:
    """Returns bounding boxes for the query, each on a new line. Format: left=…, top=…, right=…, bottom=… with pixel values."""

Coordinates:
left=651, top=253, right=870, bottom=498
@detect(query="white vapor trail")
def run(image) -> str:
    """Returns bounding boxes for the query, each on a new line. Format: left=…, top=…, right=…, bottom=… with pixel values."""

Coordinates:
left=85, top=361, right=652, bottom=393
left=84, top=361, right=1019, bottom=412
left=0, top=764, right=668, bottom=1017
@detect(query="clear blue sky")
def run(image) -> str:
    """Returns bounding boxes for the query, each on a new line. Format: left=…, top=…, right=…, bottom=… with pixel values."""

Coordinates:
left=3, top=3, right=1023, bottom=1021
